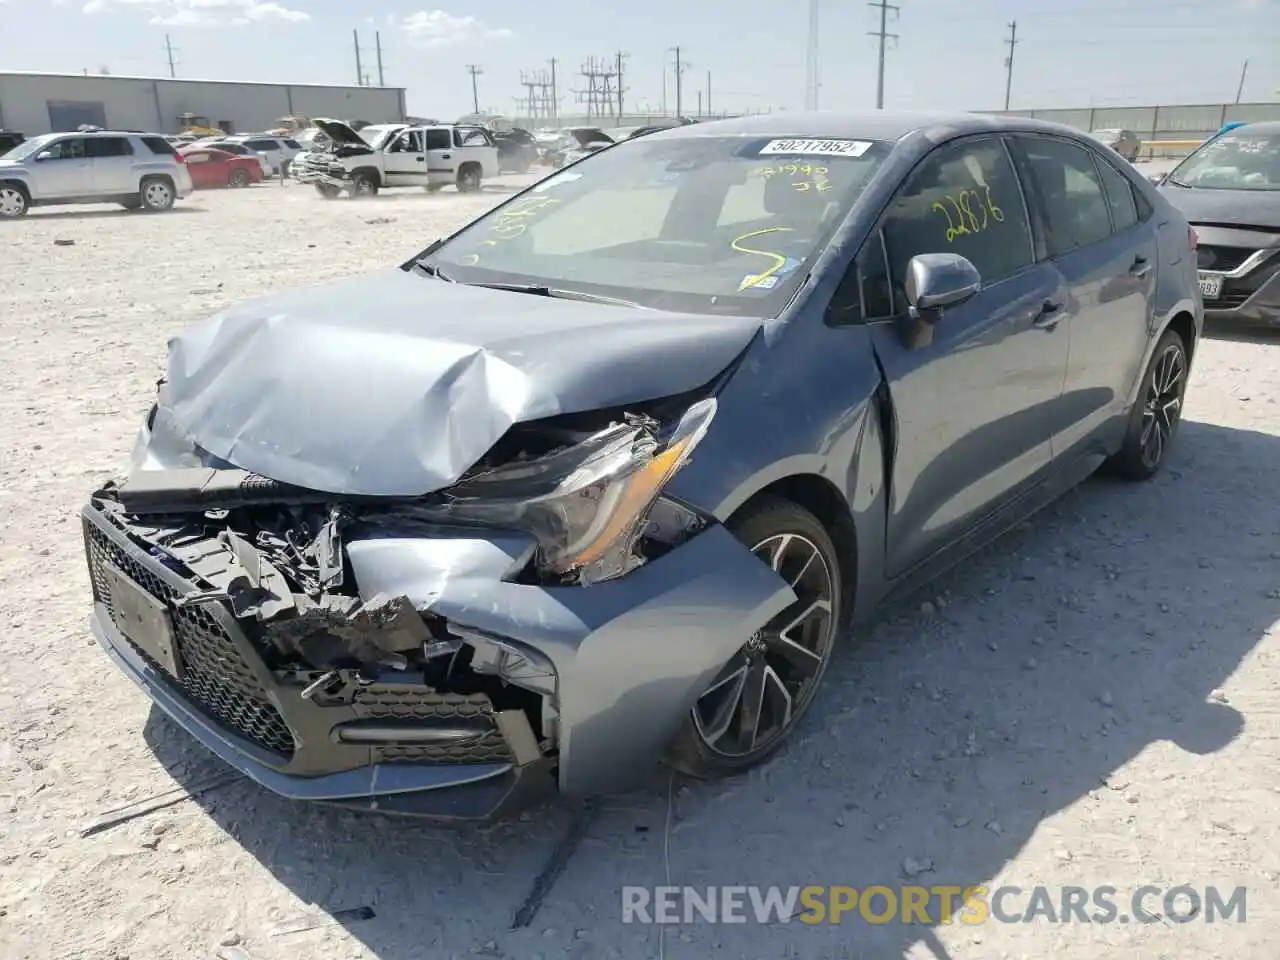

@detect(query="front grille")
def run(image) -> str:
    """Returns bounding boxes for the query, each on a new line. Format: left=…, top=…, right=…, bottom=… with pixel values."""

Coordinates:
left=85, top=519, right=295, bottom=758
left=352, top=687, right=515, bottom=765
left=1198, top=244, right=1256, bottom=272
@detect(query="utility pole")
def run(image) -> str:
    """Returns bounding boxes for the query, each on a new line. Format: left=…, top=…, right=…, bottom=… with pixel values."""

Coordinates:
left=1235, top=59, right=1249, bottom=104
left=549, top=58, right=558, bottom=126
left=670, top=46, right=686, bottom=118
left=164, top=34, right=178, bottom=78
left=465, top=64, right=482, bottom=113
left=706, top=70, right=712, bottom=116
left=375, top=31, right=385, bottom=87
left=615, top=51, right=628, bottom=119
left=867, top=0, right=898, bottom=110
left=805, top=0, right=819, bottom=109
left=1003, top=20, right=1018, bottom=111
left=353, top=29, right=364, bottom=86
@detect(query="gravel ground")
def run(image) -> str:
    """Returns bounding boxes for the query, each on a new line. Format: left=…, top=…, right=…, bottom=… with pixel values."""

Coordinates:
left=1, top=179, right=1278, bottom=960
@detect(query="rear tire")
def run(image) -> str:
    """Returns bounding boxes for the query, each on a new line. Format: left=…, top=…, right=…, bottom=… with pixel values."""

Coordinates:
left=229, top=169, right=250, bottom=188
left=664, top=498, right=843, bottom=779
left=456, top=164, right=482, bottom=193
left=1107, top=328, right=1189, bottom=480
left=139, top=176, right=175, bottom=212
left=0, top=183, right=30, bottom=218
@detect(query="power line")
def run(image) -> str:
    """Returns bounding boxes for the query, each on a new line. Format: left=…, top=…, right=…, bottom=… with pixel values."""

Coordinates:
left=465, top=64, right=483, bottom=113
left=1003, top=20, right=1018, bottom=111
left=163, top=34, right=178, bottom=78
left=867, top=0, right=899, bottom=110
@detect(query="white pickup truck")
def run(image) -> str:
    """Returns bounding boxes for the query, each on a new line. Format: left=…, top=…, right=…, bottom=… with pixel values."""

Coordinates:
left=293, top=118, right=500, bottom=197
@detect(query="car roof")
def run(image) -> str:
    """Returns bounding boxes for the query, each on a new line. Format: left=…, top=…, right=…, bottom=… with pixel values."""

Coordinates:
left=650, top=109, right=1092, bottom=143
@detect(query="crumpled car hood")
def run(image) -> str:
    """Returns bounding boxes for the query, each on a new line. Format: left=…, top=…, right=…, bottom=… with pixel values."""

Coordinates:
left=162, top=268, right=760, bottom=497
left=1160, top=183, right=1280, bottom=230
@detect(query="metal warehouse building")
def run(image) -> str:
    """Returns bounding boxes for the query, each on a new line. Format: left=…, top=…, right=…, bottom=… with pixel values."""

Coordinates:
left=0, top=71, right=406, bottom=136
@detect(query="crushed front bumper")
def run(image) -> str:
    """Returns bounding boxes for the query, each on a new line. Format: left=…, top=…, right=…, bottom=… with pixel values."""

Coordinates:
left=83, top=502, right=793, bottom=818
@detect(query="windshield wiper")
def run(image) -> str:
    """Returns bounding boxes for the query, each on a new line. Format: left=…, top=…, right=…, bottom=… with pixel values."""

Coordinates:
left=412, top=261, right=454, bottom=282
left=461, top=281, right=646, bottom=308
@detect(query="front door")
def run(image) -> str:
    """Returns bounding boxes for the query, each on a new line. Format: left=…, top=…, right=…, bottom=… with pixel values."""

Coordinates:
left=1012, top=135, right=1159, bottom=456
left=31, top=136, right=93, bottom=198
left=863, top=135, right=1070, bottom=578
left=383, top=129, right=429, bottom=187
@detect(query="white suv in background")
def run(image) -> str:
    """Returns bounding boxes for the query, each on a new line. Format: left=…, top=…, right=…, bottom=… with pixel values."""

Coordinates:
left=215, top=134, right=302, bottom=176
left=0, top=131, right=193, bottom=218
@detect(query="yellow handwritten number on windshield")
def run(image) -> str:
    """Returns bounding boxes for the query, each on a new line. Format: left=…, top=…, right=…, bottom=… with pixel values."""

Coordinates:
left=733, top=227, right=794, bottom=291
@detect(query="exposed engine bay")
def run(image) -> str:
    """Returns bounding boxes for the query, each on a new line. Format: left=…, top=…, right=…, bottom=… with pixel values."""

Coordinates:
left=93, top=397, right=712, bottom=758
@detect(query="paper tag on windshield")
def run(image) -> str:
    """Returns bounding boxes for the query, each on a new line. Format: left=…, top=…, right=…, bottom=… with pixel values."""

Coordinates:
left=758, top=138, right=872, bottom=158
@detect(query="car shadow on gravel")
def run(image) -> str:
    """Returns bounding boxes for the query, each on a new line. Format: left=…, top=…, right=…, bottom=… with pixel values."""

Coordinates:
left=27, top=207, right=205, bottom=221
left=141, top=417, right=1279, bottom=960
left=1203, top=319, right=1280, bottom=345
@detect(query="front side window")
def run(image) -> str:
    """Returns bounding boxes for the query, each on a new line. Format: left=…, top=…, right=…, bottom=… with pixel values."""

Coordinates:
left=421, top=134, right=892, bottom=316
left=880, top=137, right=1033, bottom=309
left=42, top=137, right=88, bottom=160
left=390, top=131, right=423, bottom=153
left=1168, top=129, right=1280, bottom=191
left=1020, top=137, right=1113, bottom=255
left=1096, top=157, right=1138, bottom=232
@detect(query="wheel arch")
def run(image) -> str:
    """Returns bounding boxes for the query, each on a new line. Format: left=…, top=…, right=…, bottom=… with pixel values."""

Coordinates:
left=726, top=473, right=859, bottom=624
left=350, top=165, right=382, bottom=185
left=0, top=178, right=31, bottom=199
left=1164, top=309, right=1198, bottom=363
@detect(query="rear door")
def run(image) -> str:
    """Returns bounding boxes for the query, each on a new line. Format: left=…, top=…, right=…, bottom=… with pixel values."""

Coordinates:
left=1012, top=135, right=1157, bottom=458
left=423, top=128, right=455, bottom=184
left=860, top=135, right=1069, bottom=577
left=85, top=135, right=135, bottom=194
left=383, top=129, right=428, bottom=186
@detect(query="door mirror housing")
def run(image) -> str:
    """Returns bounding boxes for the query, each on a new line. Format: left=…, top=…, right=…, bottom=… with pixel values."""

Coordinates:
left=35, top=150, right=53, bottom=161
left=904, top=253, right=981, bottom=321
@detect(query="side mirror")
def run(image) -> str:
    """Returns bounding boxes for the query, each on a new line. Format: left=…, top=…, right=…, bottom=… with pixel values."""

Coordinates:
left=904, top=253, right=981, bottom=321
left=1147, top=172, right=1167, bottom=186
left=35, top=151, right=53, bottom=161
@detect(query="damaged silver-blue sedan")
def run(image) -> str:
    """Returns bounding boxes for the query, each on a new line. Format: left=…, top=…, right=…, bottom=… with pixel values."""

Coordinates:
left=83, top=111, right=1203, bottom=818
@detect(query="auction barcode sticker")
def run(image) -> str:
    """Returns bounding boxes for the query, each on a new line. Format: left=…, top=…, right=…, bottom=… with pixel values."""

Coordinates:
left=758, top=138, right=872, bottom=157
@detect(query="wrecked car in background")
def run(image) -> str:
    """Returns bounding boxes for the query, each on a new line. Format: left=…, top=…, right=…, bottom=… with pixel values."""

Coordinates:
left=84, top=112, right=1200, bottom=819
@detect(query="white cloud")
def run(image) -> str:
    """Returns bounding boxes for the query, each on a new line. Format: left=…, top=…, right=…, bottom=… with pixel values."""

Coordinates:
left=393, top=10, right=512, bottom=48
left=83, top=0, right=309, bottom=27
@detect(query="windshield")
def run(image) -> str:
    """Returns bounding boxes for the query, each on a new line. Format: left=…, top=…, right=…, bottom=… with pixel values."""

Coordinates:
left=1, top=134, right=56, bottom=163
left=1168, top=130, right=1280, bottom=190
left=422, top=134, right=890, bottom=316
left=361, top=125, right=403, bottom=148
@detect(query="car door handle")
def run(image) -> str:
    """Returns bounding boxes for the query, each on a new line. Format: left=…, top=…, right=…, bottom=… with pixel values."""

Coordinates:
left=1032, top=300, right=1063, bottom=329
left=414, top=156, right=424, bottom=162
left=441, top=153, right=451, bottom=160
left=1129, top=256, right=1152, bottom=278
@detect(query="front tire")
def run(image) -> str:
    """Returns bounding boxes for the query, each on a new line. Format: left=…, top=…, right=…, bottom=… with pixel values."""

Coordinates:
left=139, top=176, right=175, bottom=212
left=351, top=172, right=379, bottom=198
left=0, top=183, right=30, bottom=218
left=1108, top=328, right=1188, bottom=480
left=665, top=498, right=842, bottom=779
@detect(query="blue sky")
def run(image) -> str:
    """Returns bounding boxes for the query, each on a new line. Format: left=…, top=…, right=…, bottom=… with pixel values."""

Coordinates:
left=1, top=0, right=1277, bottom=119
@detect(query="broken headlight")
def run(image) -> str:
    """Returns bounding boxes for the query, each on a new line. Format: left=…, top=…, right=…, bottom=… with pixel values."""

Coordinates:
left=429, top=398, right=716, bottom=584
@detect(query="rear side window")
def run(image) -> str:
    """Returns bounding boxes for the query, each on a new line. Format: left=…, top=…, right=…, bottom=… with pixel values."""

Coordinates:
left=283, top=139, right=300, bottom=149
left=879, top=137, right=1034, bottom=311
left=86, top=137, right=133, bottom=158
left=423, top=129, right=451, bottom=150
left=1020, top=137, right=1113, bottom=256
left=143, top=136, right=177, bottom=155
left=1096, top=158, right=1138, bottom=233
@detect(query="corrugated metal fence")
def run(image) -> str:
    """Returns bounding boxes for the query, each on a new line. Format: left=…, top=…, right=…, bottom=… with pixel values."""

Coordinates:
left=990, top=101, right=1280, bottom=156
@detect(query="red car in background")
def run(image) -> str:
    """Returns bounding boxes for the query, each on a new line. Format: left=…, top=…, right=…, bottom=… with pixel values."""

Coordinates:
left=177, top=146, right=263, bottom=189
